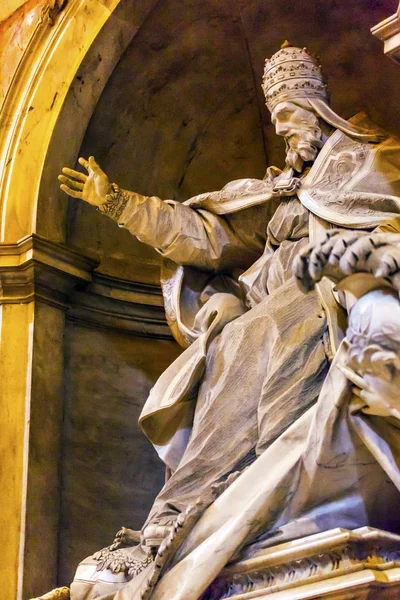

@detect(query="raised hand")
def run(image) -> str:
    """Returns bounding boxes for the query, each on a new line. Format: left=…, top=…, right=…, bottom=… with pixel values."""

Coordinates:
left=58, top=156, right=111, bottom=207
left=294, top=230, right=400, bottom=293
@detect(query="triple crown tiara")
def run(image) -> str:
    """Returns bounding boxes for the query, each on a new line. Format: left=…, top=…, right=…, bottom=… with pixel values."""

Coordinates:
left=262, top=42, right=329, bottom=111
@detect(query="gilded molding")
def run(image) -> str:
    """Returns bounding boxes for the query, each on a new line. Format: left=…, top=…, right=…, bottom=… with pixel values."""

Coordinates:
left=0, top=234, right=99, bottom=308
left=0, top=0, right=125, bottom=242
left=0, top=234, right=171, bottom=337
left=371, top=2, right=400, bottom=64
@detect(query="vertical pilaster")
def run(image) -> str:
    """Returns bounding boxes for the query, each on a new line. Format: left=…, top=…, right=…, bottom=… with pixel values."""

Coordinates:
left=0, top=234, right=172, bottom=597
left=23, top=302, right=66, bottom=597
left=0, top=235, right=99, bottom=599
left=0, top=302, right=35, bottom=600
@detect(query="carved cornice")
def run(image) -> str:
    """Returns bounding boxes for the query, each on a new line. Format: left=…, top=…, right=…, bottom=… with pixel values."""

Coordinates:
left=68, top=272, right=171, bottom=339
left=0, top=234, right=99, bottom=308
left=0, top=234, right=171, bottom=338
left=371, top=3, right=400, bottom=64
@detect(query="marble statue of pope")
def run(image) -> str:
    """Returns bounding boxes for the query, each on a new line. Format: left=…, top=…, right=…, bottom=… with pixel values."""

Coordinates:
left=57, top=43, right=400, bottom=600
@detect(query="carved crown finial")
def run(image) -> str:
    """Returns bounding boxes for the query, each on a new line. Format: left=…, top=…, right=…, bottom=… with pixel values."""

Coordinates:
left=281, top=40, right=293, bottom=49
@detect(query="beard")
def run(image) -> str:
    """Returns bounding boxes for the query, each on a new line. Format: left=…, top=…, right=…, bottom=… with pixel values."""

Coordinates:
left=285, top=125, right=323, bottom=172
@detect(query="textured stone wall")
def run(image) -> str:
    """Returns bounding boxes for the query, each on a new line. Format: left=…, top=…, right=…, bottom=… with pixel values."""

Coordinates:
left=59, top=322, right=181, bottom=584
left=0, top=0, right=47, bottom=108
left=68, top=0, right=399, bottom=284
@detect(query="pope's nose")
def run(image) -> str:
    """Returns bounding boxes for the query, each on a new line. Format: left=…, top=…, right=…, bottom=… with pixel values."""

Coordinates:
left=275, top=121, right=289, bottom=136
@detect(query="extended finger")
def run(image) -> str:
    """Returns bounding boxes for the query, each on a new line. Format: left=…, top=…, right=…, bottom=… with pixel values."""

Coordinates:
left=60, top=184, right=83, bottom=200
left=88, top=155, right=103, bottom=175
left=58, top=174, right=84, bottom=191
left=374, top=250, right=400, bottom=278
left=78, top=157, right=90, bottom=170
left=328, top=232, right=361, bottom=267
left=62, top=167, right=87, bottom=182
left=339, top=236, right=382, bottom=274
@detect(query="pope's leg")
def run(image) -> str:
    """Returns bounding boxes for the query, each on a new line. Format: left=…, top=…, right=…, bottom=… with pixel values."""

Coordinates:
left=143, top=292, right=287, bottom=532
left=257, top=282, right=329, bottom=455
left=71, top=284, right=318, bottom=596
left=70, top=296, right=277, bottom=597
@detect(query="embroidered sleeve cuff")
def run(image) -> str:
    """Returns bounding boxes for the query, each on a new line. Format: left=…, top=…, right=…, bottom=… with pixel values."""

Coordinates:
left=97, top=183, right=130, bottom=222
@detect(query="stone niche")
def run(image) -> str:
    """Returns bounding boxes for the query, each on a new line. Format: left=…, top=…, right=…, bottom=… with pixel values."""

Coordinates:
left=68, top=0, right=400, bottom=285
left=2, top=0, right=400, bottom=598
left=60, top=0, right=400, bottom=584
left=59, top=320, right=181, bottom=583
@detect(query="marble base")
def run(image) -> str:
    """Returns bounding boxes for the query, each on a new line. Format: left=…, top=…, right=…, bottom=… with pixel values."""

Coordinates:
left=31, top=528, right=400, bottom=599
left=226, top=569, right=400, bottom=599
left=203, top=527, right=400, bottom=600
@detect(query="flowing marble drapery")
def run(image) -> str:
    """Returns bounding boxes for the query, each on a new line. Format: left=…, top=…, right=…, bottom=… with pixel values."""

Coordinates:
left=70, top=118, right=400, bottom=600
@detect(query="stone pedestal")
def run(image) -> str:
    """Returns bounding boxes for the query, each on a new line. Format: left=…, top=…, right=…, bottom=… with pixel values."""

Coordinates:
left=29, top=527, right=400, bottom=599
left=204, top=528, right=400, bottom=600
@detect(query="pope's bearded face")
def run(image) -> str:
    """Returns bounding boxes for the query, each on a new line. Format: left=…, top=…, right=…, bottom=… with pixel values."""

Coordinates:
left=270, top=101, right=323, bottom=172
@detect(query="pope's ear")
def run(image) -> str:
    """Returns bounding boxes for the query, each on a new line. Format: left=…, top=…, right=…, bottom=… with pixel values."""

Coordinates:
left=370, top=350, right=400, bottom=381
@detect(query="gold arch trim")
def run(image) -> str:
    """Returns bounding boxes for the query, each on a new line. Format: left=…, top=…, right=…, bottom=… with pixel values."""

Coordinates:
left=0, top=0, right=123, bottom=243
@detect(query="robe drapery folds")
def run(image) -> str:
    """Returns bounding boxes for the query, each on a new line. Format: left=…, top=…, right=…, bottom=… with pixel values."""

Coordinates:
left=145, top=339, right=400, bottom=600
left=71, top=117, right=400, bottom=600
left=120, top=116, right=400, bottom=466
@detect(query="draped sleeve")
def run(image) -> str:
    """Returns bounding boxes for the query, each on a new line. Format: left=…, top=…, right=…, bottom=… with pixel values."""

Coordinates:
left=115, top=193, right=268, bottom=272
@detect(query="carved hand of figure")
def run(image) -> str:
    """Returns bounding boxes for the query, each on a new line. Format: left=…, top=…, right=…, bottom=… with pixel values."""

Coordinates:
left=294, top=230, right=400, bottom=293
left=340, top=363, right=400, bottom=419
left=109, top=527, right=141, bottom=550
left=58, top=156, right=111, bottom=207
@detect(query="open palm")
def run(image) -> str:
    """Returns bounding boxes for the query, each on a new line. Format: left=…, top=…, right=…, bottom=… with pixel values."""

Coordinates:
left=58, top=156, right=111, bottom=207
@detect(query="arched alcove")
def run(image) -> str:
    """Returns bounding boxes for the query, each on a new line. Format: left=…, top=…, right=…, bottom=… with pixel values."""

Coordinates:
left=58, top=0, right=400, bottom=583
left=67, top=0, right=400, bottom=286
left=1, top=0, right=400, bottom=596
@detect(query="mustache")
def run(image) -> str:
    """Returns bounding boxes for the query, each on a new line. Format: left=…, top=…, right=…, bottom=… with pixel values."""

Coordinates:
left=285, top=129, right=324, bottom=149
left=285, top=126, right=323, bottom=171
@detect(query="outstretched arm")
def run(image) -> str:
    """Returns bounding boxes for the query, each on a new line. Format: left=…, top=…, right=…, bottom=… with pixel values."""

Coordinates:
left=59, top=157, right=259, bottom=272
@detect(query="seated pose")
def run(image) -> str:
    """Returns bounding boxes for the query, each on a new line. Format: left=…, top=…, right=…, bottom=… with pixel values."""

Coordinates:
left=57, top=43, right=400, bottom=600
